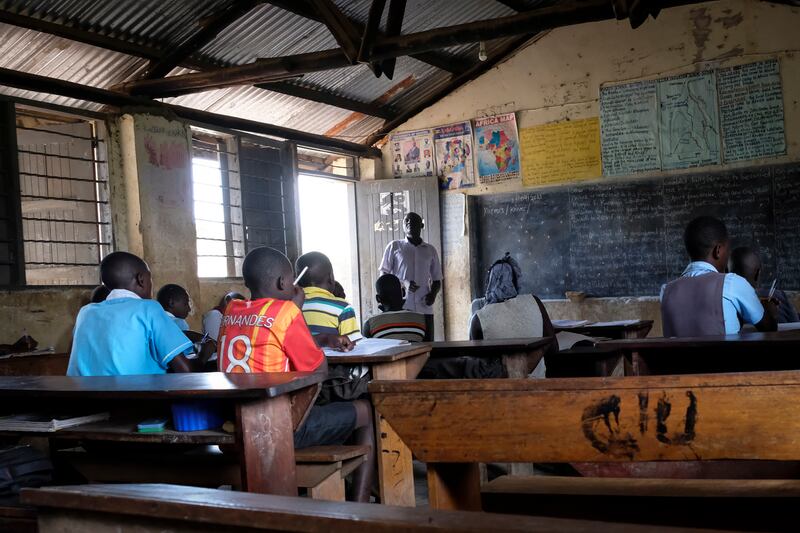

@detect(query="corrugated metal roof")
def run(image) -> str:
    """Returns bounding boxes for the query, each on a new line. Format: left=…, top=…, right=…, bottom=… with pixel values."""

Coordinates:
left=0, top=0, right=543, bottom=144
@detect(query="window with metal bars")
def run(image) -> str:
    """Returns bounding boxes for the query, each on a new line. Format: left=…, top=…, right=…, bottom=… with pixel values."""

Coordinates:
left=191, top=132, right=244, bottom=278
left=0, top=104, right=112, bottom=286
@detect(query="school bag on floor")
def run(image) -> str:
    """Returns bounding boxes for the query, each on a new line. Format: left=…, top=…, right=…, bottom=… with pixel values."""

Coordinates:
left=0, top=445, right=53, bottom=497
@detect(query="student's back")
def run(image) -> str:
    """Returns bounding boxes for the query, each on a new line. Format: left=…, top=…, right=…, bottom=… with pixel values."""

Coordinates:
left=363, top=274, right=427, bottom=342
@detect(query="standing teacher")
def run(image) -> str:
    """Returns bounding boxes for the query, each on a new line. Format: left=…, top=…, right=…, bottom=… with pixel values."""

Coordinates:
left=379, top=212, right=442, bottom=341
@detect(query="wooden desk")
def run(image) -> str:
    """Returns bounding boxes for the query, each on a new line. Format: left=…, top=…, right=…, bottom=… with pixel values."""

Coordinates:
left=429, top=338, right=554, bottom=378
left=601, top=330, right=800, bottom=375
left=21, top=483, right=688, bottom=533
left=0, top=372, right=323, bottom=496
left=554, top=320, right=653, bottom=339
left=326, top=343, right=431, bottom=507
left=0, top=352, right=68, bottom=376
left=370, top=371, right=800, bottom=511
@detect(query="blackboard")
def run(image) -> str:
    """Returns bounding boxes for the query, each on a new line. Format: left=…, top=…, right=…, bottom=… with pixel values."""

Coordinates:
left=469, top=162, right=799, bottom=299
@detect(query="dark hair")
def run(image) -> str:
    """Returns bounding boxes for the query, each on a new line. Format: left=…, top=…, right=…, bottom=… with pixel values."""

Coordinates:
left=100, top=251, right=148, bottom=289
left=730, top=246, right=760, bottom=281
left=90, top=284, right=110, bottom=304
left=375, top=274, right=402, bottom=296
left=294, top=251, right=332, bottom=288
left=683, top=216, right=728, bottom=260
left=242, top=247, right=291, bottom=291
left=156, top=284, right=188, bottom=308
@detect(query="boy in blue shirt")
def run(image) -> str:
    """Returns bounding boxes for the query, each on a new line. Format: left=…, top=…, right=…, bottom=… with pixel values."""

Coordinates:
left=157, top=283, right=192, bottom=331
left=68, top=251, right=211, bottom=376
left=661, top=216, right=777, bottom=336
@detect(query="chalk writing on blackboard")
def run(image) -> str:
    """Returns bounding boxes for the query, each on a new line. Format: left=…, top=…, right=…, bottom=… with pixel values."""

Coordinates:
left=600, top=80, right=660, bottom=177
left=658, top=71, right=721, bottom=170
left=718, top=59, right=786, bottom=163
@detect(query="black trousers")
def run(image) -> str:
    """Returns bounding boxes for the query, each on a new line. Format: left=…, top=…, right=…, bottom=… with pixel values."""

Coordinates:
left=424, top=314, right=435, bottom=341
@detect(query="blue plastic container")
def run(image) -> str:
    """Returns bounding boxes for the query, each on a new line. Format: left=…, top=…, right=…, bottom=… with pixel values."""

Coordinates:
left=170, top=401, right=225, bottom=432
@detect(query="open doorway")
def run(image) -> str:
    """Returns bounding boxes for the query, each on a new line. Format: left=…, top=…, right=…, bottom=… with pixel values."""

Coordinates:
left=297, top=173, right=360, bottom=318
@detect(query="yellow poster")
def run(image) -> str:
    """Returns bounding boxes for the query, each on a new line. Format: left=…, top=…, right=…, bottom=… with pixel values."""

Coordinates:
left=520, top=117, right=601, bottom=187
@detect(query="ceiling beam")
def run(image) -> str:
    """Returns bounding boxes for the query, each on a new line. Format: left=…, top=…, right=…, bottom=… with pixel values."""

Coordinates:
left=0, top=7, right=391, bottom=118
left=364, top=35, right=534, bottom=146
left=142, top=0, right=261, bottom=79
left=358, top=0, right=387, bottom=63
left=254, top=81, right=398, bottom=119
left=0, top=66, right=381, bottom=157
left=115, top=0, right=706, bottom=98
left=114, top=49, right=352, bottom=97
left=312, top=0, right=361, bottom=63
left=380, top=0, right=407, bottom=79
left=263, top=0, right=470, bottom=74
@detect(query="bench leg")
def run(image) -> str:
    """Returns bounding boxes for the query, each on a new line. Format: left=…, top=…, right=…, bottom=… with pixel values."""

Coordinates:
left=236, top=395, right=297, bottom=495
left=427, top=462, right=482, bottom=511
left=308, top=470, right=346, bottom=501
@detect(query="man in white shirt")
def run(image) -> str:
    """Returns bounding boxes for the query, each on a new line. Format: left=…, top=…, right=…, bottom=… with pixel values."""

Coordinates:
left=379, top=212, right=442, bottom=341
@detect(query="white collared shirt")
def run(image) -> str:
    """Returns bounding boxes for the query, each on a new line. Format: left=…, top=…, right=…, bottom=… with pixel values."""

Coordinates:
left=106, top=288, right=141, bottom=301
left=379, top=239, right=443, bottom=314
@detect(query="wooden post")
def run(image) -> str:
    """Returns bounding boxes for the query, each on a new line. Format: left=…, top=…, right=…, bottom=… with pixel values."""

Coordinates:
left=427, top=463, right=482, bottom=511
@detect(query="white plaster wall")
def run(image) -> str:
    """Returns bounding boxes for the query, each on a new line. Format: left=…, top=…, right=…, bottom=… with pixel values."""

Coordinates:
left=380, top=0, right=800, bottom=339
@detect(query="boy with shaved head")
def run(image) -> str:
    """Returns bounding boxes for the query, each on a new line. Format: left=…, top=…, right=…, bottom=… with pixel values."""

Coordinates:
left=218, top=246, right=375, bottom=502
left=295, top=251, right=361, bottom=350
left=731, top=246, right=798, bottom=323
left=68, top=251, right=207, bottom=376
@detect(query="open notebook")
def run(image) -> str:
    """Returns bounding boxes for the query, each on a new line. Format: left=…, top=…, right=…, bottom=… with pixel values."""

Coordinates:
left=323, top=338, right=409, bottom=357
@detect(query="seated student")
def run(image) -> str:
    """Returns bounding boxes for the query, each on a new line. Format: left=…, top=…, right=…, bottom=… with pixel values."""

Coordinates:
left=661, top=216, right=777, bottom=336
left=68, top=252, right=211, bottom=376
left=89, top=284, right=110, bottom=304
left=157, top=284, right=192, bottom=331
left=217, top=246, right=375, bottom=502
left=203, top=292, right=245, bottom=342
left=469, top=253, right=557, bottom=376
left=332, top=281, right=346, bottom=300
left=295, top=252, right=360, bottom=350
left=363, top=274, right=427, bottom=341
left=730, top=246, right=799, bottom=324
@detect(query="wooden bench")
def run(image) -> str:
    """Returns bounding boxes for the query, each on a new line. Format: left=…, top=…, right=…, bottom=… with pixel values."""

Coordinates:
left=0, top=503, right=37, bottom=533
left=482, top=476, right=800, bottom=531
left=0, top=352, right=68, bottom=376
left=21, top=483, right=715, bottom=532
left=370, top=370, right=800, bottom=518
left=553, top=320, right=654, bottom=340
left=55, top=444, right=369, bottom=502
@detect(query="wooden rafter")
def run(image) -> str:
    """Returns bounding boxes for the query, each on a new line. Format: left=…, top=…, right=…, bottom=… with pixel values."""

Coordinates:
left=0, top=66, right=381, bottom=157
left=312, top=0, right=361, bottom=64
left=380, top=0, right=407, bottom=80
left=142, top=0, right=260, bottom=79
left=0, top=9, right=392, bottom=118
left=358, top=0, right=387, bottom=63
left=263, top=0, right=471, bottom=75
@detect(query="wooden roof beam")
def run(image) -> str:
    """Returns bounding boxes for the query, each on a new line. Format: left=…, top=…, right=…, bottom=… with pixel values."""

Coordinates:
left=0, top=66, right=381, bottom=157
left=311, top=0, right=361, bottom=64
left=254, top=81, right=398, bottom=120
left=380, top=0, right=406, bottom=80
left=263, top=0, right=470, bottom=75
left=142, top=0, right=261, bottom=79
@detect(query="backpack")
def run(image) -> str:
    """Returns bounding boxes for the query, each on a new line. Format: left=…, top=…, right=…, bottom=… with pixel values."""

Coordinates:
left=0, top=445, right=53, bottom=497
left=317, top=364, right=371, bottom=405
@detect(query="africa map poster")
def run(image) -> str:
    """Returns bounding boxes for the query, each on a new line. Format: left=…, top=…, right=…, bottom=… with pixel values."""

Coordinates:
left=433, top=121, right=475, bottom=190
left=474, top=113, right=521, bottom=185
left=389, top=129, right=435, bottom=178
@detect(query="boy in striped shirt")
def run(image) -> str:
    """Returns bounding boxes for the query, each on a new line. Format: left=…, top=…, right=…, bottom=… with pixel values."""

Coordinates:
left=363, top=274, right=427, bottom=342
left=295, top=252, right=361, bottom=350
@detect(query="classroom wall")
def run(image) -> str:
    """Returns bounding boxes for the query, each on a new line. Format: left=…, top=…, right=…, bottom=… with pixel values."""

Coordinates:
left=380, top=0, right=800, bottom=339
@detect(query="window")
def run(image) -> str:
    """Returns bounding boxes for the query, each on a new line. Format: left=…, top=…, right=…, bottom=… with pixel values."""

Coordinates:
left=0, top=103, right=112, bottom=286
left=191, top=131, right=244, bottom=278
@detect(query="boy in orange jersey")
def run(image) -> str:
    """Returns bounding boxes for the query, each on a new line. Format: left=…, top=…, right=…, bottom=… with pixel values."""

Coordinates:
left=217, top=246, right=375, bottom=502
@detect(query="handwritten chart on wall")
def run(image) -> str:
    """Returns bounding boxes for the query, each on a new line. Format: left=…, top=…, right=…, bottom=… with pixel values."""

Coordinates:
left=520, top=118, right=602, bottom=187
left=658, top=71, right=721, bottom=170
left=718, top=60, right=786, bottom=162
left=600, top=60, right=785, bottom=175
left=599, top=80, right=660, bottom=177
left=470, top=163, right=800, bottom=299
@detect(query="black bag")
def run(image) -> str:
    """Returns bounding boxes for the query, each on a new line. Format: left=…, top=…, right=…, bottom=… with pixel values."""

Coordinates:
left=0, top=445, right=53, bottom=497
left=317, top=364, right=371, bottom=405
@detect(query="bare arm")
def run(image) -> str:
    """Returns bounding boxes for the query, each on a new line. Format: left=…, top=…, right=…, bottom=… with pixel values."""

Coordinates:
left=755, top=299, right=779, bottom=332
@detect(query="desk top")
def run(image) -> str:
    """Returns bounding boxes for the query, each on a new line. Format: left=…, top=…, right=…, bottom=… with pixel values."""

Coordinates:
left=429, top=337, right=553, bottom=358
left=554, top=320, right=653, bottom=333
left=324, top=343, right=431, bottom=364
left=601, top=330, right=800, bottom=352
left=0, top=371, right=322, bottom=399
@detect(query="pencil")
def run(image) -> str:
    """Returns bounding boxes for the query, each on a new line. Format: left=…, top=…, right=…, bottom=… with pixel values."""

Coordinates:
left=293, top=266, right=309, bottom=286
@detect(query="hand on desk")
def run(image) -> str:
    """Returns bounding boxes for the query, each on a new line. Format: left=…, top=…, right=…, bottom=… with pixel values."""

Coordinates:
left=315, top=333, right=355, bottom=352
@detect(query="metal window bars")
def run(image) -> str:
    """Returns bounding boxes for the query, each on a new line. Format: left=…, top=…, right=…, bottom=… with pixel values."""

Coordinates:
left=15, top=109, right=112, bottom=285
